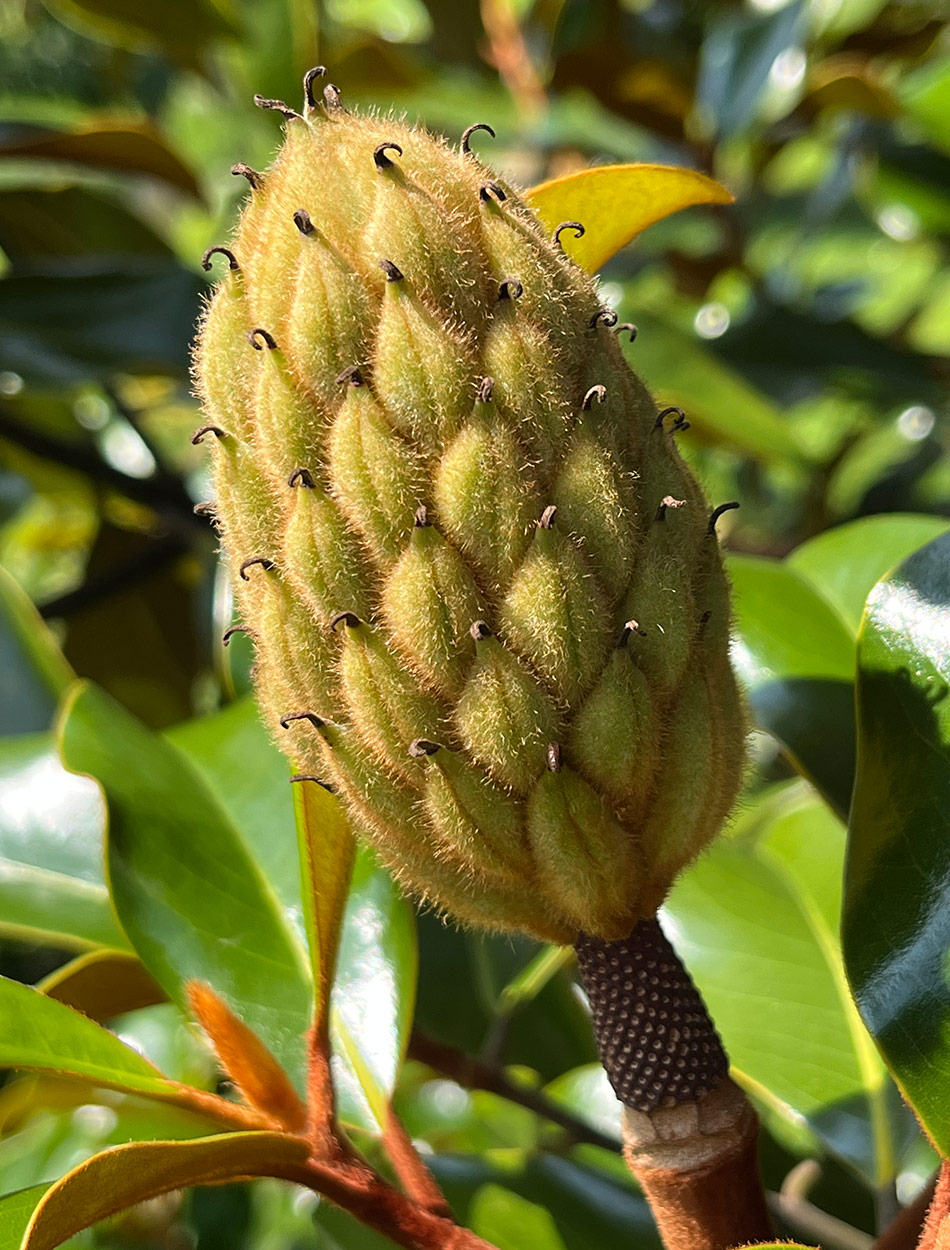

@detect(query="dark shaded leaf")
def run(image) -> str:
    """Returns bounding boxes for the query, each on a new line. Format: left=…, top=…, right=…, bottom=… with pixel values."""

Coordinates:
left=0, top=123, right=201, bottom=197
left=0, top=568, right=74, bottom=736
left=0, top=187, right=171, bottom=260
left=843, top=530, right=950, bottom=1154
left=0, top=262, right=205, bottom=384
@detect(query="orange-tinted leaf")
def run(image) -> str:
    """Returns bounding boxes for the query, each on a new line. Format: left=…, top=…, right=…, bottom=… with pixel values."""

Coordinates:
left=187, top=982, right=306, bottom=1132
left=526, top=163, right=733, bottom=273
left=21, top=1132, right=310, bottom=1250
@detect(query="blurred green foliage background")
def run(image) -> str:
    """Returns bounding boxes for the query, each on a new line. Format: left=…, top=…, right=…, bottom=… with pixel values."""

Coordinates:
left=2, top=0, right=950, bottom=1246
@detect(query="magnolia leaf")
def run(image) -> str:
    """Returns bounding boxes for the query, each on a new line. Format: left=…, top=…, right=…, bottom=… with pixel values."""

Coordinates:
left=38, top=950, right=165, bottom=1022
left=525, top=164, right=733, bottom=273
left=0, top=1185, right=50, bottom=1248
left=20, top=1132, right=310, bottom=1250
left=844, top=531, right=950, bottom=1154
left=0, top=973, right=173, bottom=1097
left=291, top=776, right=356, bottom=1034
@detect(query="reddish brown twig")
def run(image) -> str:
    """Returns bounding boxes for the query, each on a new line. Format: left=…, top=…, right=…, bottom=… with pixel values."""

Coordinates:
left=383, top=1103, right=453, bottom=1217
left=914, top=1163, right=950, bottom=1250
left=874, top=1173, right=937, bottom=1250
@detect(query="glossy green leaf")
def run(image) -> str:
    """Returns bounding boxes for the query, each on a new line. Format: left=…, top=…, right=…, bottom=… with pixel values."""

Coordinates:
left=0, top=1186, right=49, bottom=1249
left=843, top=530, right=950, bottom=1154
left=543, top=1064, right=622, bottom=1143
left=0, top=974, right=173, bottom=1098
left=330, top=846, right=417, bottom=1132
left=292, top=777, right=355, bottom=1031
left=168, top=698, right=419, bottom=1133
left=665, top=787, right=897, bottom=1184
left=0, top=733, right=124, bottom=950
left=0, top=568, right=75, bottom=736
left=526, top=164, right=733, bottom=273
left=58, top=682, right=312, bottom=1095
left=621, top=312, right=806, bottom=464
left=20, top=1132, right=309, bottom=1250
left=470, top=1184, right=569, bottom=1250
left=728, top=555, right=857, bottom=818
left=167, top=698, right=305, bottom=924
left=0, top=124, right=201, bottom=197
left=788, top=514, right=950, bottom=633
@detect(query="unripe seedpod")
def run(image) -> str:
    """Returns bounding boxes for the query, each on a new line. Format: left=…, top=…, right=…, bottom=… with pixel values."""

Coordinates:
left=194, top=81, right=745, bottom=945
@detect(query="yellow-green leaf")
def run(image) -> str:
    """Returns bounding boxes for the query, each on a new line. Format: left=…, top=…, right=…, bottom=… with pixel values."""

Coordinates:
left=525, top=164, right=733, bottom=273
left=291, top=777, right=356, bottom=1034
left=20, top=1132, right=310, bottom=1250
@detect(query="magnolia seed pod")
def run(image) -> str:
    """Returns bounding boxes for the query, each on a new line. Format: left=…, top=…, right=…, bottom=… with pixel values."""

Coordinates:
left=193, top=87, right=745, bottom=944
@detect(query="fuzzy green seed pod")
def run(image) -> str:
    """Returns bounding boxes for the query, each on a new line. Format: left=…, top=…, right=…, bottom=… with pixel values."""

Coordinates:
left=193, top=84, right=745, bottom=944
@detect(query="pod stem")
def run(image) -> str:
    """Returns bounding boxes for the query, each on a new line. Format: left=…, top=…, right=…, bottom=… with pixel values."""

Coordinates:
left=574, top=917, right=773, bottom=1250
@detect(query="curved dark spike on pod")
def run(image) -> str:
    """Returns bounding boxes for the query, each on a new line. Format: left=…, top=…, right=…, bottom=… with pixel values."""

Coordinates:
left=336, top=364, right=364, bottom=387
left=546, top=742, right=562, bottom=773
left=538, top=505, right=557, bottom=530
left=554, top=220, right=585, bottom=247
left=290, top=775, right=335, bottom=792
left=470, top=619, right=492, bottom=642
left=590, top=309, right=618, bottom=329
left=479, top=181, right=506, bottom=203
left=461, top=122, right=495, bottom=155
left=582, top=384, right=606, bottom=410
left=498, top=278, right=523, bottom=301
left=231, top=163, right=263, bottom=190
left=409, top=739, right=441, bottom=758
left=616, top=322, right=638, bottom=342
left=254, top=95, right=300, bottom=120
left=374, top=142, right=403, bottom=170
left=222, top=624, right=252, bottom=646
left=280, top=710, right=325, bottom=729
left=293, top=208, right=315, bottom=236
left=239, top=557, right=275, bottom=580
left=191, top=425, right=227, bottom=444
left=708, top=501, right=740, bottom=535
left=288, top=467, right=316, bottom=488
left=330, top=610, right=362, bottom=632
left=575, top=919, right=729, bottom=1112
left=379, top=258, right=404, bottom=283
left=477, top=376, right=495, bottom=403
left=671, top=411, right=690, bottom=432
left=654, top=495, right=685, bottom=522
left=302, top=66, right=327, bottom=110
left=617, top=619, right=646, bottom=647
left=414, top=505, right=431, bottom=528
left=201, top=246, right=239, bottom=273
left=653, top=405, right=685, bottom=431
left=323, top=83, right=345, bottom=111
left=248, top=328, right=278, bottom=351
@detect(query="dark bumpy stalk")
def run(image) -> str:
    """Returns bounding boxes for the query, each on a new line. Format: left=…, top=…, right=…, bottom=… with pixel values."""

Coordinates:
left=575, top=918, right=773, bottom=1250
left=575, top=919, right=727, bottom=1110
